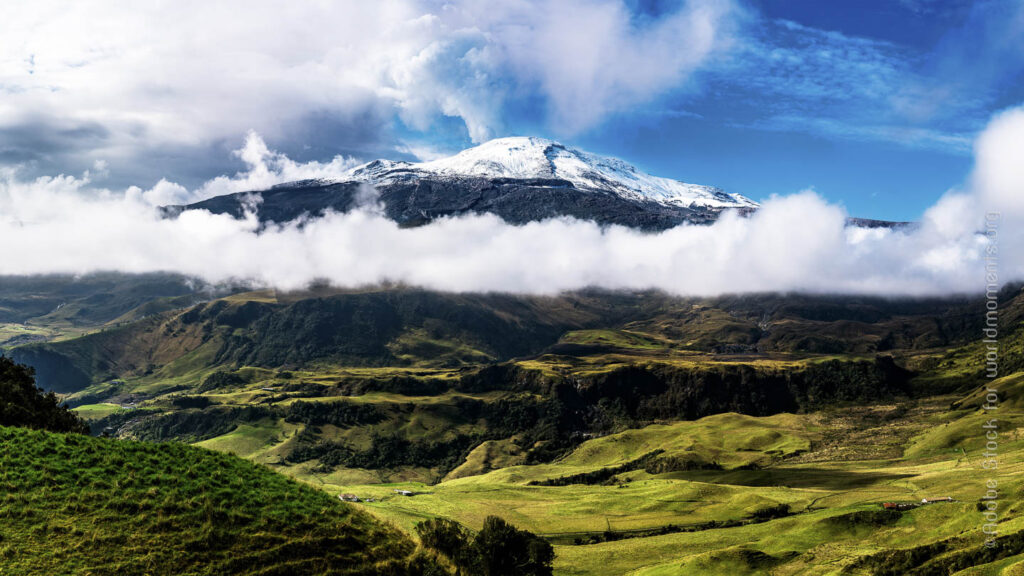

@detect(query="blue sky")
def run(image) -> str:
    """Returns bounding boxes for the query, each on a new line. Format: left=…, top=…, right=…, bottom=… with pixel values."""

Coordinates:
left=2, top=0, right=1023, bottom=222
left=478, top=0, right=1024, bottom=221
left=381, top=0, right=1023, bottom=221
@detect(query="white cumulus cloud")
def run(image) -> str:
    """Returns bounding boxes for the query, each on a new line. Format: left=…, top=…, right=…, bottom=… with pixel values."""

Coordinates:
left=0, top=0, right=739, bottom=181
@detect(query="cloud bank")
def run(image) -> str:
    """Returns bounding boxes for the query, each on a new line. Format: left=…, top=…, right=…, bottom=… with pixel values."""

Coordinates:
left=1, top=107, right=1023, bottom=296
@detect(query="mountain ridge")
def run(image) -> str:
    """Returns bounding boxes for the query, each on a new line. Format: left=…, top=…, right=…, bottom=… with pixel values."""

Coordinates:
left=165, top=137, right=760, bottom=230
left=344, top=137, right=757, bottom=210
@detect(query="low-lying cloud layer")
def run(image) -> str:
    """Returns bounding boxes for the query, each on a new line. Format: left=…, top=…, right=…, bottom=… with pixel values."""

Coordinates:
left=2, top=108, right=1023, bottom=296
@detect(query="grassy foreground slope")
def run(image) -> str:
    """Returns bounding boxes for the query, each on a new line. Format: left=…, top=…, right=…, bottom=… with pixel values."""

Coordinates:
left=0, top=426, right=433, bottom=576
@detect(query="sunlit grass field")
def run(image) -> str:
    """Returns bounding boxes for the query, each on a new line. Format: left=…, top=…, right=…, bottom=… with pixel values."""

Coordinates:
left=0, top=426, right=419, bottom=576
left=269, top=390, right=1024, bottom=575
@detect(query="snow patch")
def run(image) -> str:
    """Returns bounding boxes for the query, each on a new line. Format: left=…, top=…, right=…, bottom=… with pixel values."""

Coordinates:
left=344, top=137, right=757, bottom=210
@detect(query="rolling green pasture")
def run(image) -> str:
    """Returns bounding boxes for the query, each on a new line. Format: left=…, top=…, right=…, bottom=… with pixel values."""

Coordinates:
left=244, top=389, right=1024, bottom=575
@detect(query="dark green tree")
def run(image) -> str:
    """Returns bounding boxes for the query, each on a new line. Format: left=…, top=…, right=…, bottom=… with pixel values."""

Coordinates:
left=0, top=356, right=88, bottom=433
left=416, top=516, right=553, bottom=576
left=474, top=516, right=554, bottom=576
left=416, top=518, right=476, bottom=570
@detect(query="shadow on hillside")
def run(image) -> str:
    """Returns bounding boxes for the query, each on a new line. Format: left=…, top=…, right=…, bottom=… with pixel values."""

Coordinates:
left=665, top=467, right=913, bottom=489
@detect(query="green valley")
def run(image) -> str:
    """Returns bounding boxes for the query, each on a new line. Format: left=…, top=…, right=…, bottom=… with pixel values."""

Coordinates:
left=4, top=276, right=1024, bottom=574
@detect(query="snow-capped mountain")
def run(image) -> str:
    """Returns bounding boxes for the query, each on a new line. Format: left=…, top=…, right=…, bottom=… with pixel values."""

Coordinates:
left=167, top=137, right=759, bottom=231
left=346, top=137, right=757, bottom=210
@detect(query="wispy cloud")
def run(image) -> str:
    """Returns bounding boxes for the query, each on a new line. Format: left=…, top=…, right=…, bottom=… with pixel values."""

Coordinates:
left=707, top=16, right=1000, bottom=154
left=739, top=19, right=909, bottom=105
left=464, top=0, right=741, bottom=135
left=741, top=115, right=973, bottom=154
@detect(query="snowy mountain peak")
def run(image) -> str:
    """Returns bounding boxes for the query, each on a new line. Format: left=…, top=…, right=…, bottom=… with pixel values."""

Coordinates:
left=346, top=136, right=757, bottom=210
left=419, top=136, right=570, bottom=180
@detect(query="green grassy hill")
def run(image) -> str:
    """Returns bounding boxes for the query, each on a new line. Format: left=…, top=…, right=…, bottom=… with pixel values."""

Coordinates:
left=11, top=288, right=665, bottom=393
left=0, top=425, right=436, bottom=575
